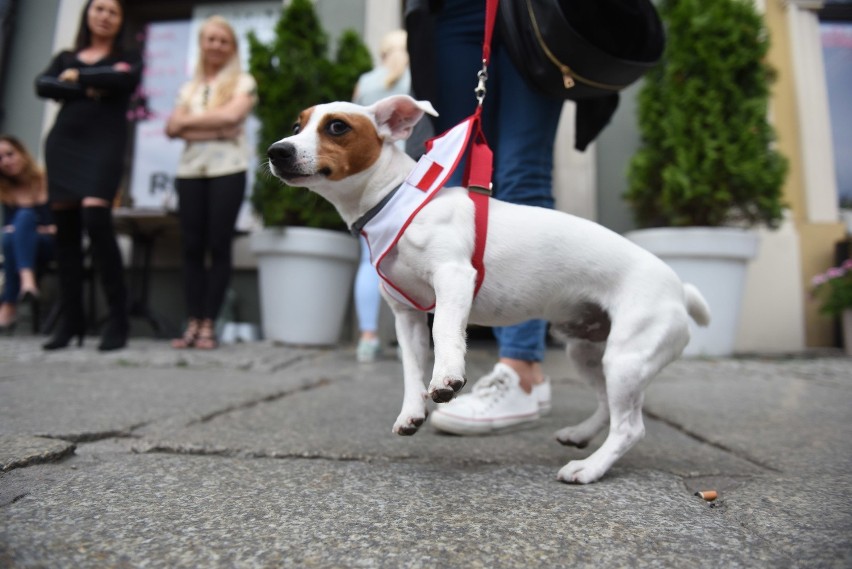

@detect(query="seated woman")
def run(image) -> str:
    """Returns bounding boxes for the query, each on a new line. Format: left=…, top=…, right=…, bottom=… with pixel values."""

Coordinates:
left=0, top=135, right=55, bottom=332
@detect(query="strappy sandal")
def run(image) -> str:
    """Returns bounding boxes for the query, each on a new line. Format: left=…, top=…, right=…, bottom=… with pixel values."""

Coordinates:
left=195, top=319, right=218, bottom=350
left=171, top=319, right=200, bottom=349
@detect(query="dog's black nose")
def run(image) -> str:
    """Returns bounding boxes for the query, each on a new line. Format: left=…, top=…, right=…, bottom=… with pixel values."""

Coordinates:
left=267, top=141, right=296, bottom=162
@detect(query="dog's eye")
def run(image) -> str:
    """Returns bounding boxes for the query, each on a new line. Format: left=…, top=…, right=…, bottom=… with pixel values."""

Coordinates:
left=292, top=123, right=301, bottom=135
left=326, top=119, right=351, bottom=136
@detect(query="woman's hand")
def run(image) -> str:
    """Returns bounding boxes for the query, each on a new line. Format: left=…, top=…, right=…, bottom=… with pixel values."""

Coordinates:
left=165, top=112, right=185, bottom=138
left=85, top=87, right=107, bottom=99
left=218, top=124, right=243, bottom=139
left=58, top=68, right=103, bottom=98
left=58, top=68, right=80, bottom=83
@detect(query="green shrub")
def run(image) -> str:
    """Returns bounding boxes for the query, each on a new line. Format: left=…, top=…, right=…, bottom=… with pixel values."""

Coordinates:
left=626, top=0, right=787, bottom=228
left=248, top=0, right=372, bottom=228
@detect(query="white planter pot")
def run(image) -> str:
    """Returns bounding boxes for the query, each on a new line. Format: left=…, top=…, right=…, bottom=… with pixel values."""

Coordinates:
left=250, top=227, right=359, bottom=346
left=625, top=227, right=760, bottom=357
left=840, top=209, right=852, bottom=237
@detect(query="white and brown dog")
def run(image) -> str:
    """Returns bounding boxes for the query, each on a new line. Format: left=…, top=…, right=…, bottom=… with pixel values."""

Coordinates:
left=267, top=95, right=710, bottom=484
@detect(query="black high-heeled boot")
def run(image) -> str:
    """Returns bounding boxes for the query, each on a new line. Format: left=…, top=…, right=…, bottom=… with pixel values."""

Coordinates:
left=43, top=208, right=86, bottom=350
left=83, top=206, right=129, bottom=352
left=43, top=312, right=86, bottom=349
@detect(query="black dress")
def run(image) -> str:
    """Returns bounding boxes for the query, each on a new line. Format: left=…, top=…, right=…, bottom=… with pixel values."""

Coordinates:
left=35, top=50, right=142, bottom=202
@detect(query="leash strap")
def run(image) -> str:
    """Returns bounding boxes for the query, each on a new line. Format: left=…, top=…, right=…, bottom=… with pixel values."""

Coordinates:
left=469, top=189, right=489, bottom=296
left=462, top=108, right=493, bottom=192
left=483, top=0, right=499, bottom=66
left=462, top=109, right=492, bottom=297
left=465, top=0, right=498, bottom=190
left=463, top=0, right=499, bottom=295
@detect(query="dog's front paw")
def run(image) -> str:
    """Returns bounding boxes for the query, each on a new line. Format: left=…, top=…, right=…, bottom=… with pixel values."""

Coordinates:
left=428, top=375, right=466, bottom=403
left=557, top=459, right=605, bottom=485
left=392, top=409, right=428, bottom=436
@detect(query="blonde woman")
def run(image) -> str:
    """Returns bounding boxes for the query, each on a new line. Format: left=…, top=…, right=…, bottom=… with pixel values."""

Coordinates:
left=0, top=135, right=55, bottom=332
left=166, top=16, right=257, bottom=350
left=351, top=30, right=411, bottom=362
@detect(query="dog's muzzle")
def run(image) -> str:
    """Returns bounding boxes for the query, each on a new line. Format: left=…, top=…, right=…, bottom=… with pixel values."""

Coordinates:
left=267, top=141, right=298, bottom=177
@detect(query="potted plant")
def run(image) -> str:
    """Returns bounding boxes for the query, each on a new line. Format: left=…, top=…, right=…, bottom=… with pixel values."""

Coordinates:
left=247, top=0, right=372, bottom=346
left=812, top=259, right=852, bottom=355
left=624, top=0, right=788, bottom=356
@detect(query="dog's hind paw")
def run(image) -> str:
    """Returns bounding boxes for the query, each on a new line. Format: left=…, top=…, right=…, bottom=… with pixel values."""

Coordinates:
left=557, top=460, right=604, bottom=485
left=392, top=413, right=427, bottom=436
left=554, top=427, right=591, bottom=449
left=428, top=375, right=466, bottom=403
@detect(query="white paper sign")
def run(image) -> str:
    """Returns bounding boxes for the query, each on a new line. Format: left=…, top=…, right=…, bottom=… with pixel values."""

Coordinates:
left=128, top=20, right=191, bottom=211
left=129, top=2, right=281, bottom=230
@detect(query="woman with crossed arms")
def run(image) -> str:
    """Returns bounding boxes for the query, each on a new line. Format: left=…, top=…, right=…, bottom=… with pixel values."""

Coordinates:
left=166, top=15, right=257, bottom=350
left=36, top=0, right=142, bottom=351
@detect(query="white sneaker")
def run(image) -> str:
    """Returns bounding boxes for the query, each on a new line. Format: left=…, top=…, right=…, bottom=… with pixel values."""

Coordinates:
left=533, top=377, right=552, bottom=415
left=356, top=338, right=381, bottom=363
left=430, top=363, right=550, bottom=435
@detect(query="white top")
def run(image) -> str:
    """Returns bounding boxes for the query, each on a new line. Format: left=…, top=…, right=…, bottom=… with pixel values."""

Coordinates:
left=175, top=72, right=257, bottom=179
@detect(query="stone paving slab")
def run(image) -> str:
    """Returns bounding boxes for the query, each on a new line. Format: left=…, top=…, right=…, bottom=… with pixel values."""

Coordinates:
left=124, top=354, right=768, bottom=480
left=0, top=336, right=317, bottom=373
left=0, top=455, right=792, bottom=569
left=644, top=357, right=852, bottom=473
left=0, top=436, right=75, bottom=473
left=0, top=337, right=850, bottom=568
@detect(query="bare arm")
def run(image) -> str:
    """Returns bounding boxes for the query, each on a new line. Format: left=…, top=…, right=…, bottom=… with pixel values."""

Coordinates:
left=165, top=106, right=243, bottom=141
left=166, top=91, right=254, bottom=135
left=173, top=124, right=243, bottom=141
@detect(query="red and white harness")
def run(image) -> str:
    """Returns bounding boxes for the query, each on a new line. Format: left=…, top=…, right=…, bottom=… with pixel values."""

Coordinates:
left=352, top=115, right=491, bottom=311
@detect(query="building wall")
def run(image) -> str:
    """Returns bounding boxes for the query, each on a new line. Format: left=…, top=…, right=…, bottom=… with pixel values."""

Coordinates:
left=761, top=0, right=845, bottom=348
left=315, top=0, right=366, bottom=53
left=735, top=0, right=809, bottom=352
left=595, top=83, right=642, bottom=234
left=0, top=0, right=61, bottom=155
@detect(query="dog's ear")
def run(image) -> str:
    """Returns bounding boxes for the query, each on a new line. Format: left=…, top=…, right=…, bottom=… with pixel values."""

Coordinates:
left=369, top=95, right=439, bottom=142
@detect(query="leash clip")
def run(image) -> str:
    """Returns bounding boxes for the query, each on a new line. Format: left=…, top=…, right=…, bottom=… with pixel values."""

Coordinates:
left=475, top=60, right=489, bottom=106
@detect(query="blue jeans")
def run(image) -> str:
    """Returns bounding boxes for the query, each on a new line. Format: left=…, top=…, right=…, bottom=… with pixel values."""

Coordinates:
left=355, top=236, right=381, bottom=332
left=434, top=0, right=563, bottom=362
left=1, top=208, right=54, bottom=304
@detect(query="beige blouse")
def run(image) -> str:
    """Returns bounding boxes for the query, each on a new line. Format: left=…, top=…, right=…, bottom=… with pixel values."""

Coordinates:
left=175, top=72, right=257, bottom=178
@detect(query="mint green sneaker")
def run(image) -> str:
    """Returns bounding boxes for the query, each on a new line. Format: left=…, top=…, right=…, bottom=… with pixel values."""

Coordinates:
left=356, top=337, right=381, bottom=363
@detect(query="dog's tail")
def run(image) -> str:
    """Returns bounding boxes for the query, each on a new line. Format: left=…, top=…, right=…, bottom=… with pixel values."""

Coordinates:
left=683, top=283, right=711, bottom=327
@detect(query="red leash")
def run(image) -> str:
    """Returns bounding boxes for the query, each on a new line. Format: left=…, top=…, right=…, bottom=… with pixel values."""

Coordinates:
left=461, top=0, right=499, bottom=297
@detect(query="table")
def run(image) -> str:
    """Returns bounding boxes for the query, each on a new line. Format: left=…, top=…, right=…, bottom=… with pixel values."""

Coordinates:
left=113, top=207, right=180, bottom=338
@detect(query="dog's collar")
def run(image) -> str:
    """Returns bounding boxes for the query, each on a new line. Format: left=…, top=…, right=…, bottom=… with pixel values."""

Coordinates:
left=349, top=184, right=403, bottom=237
